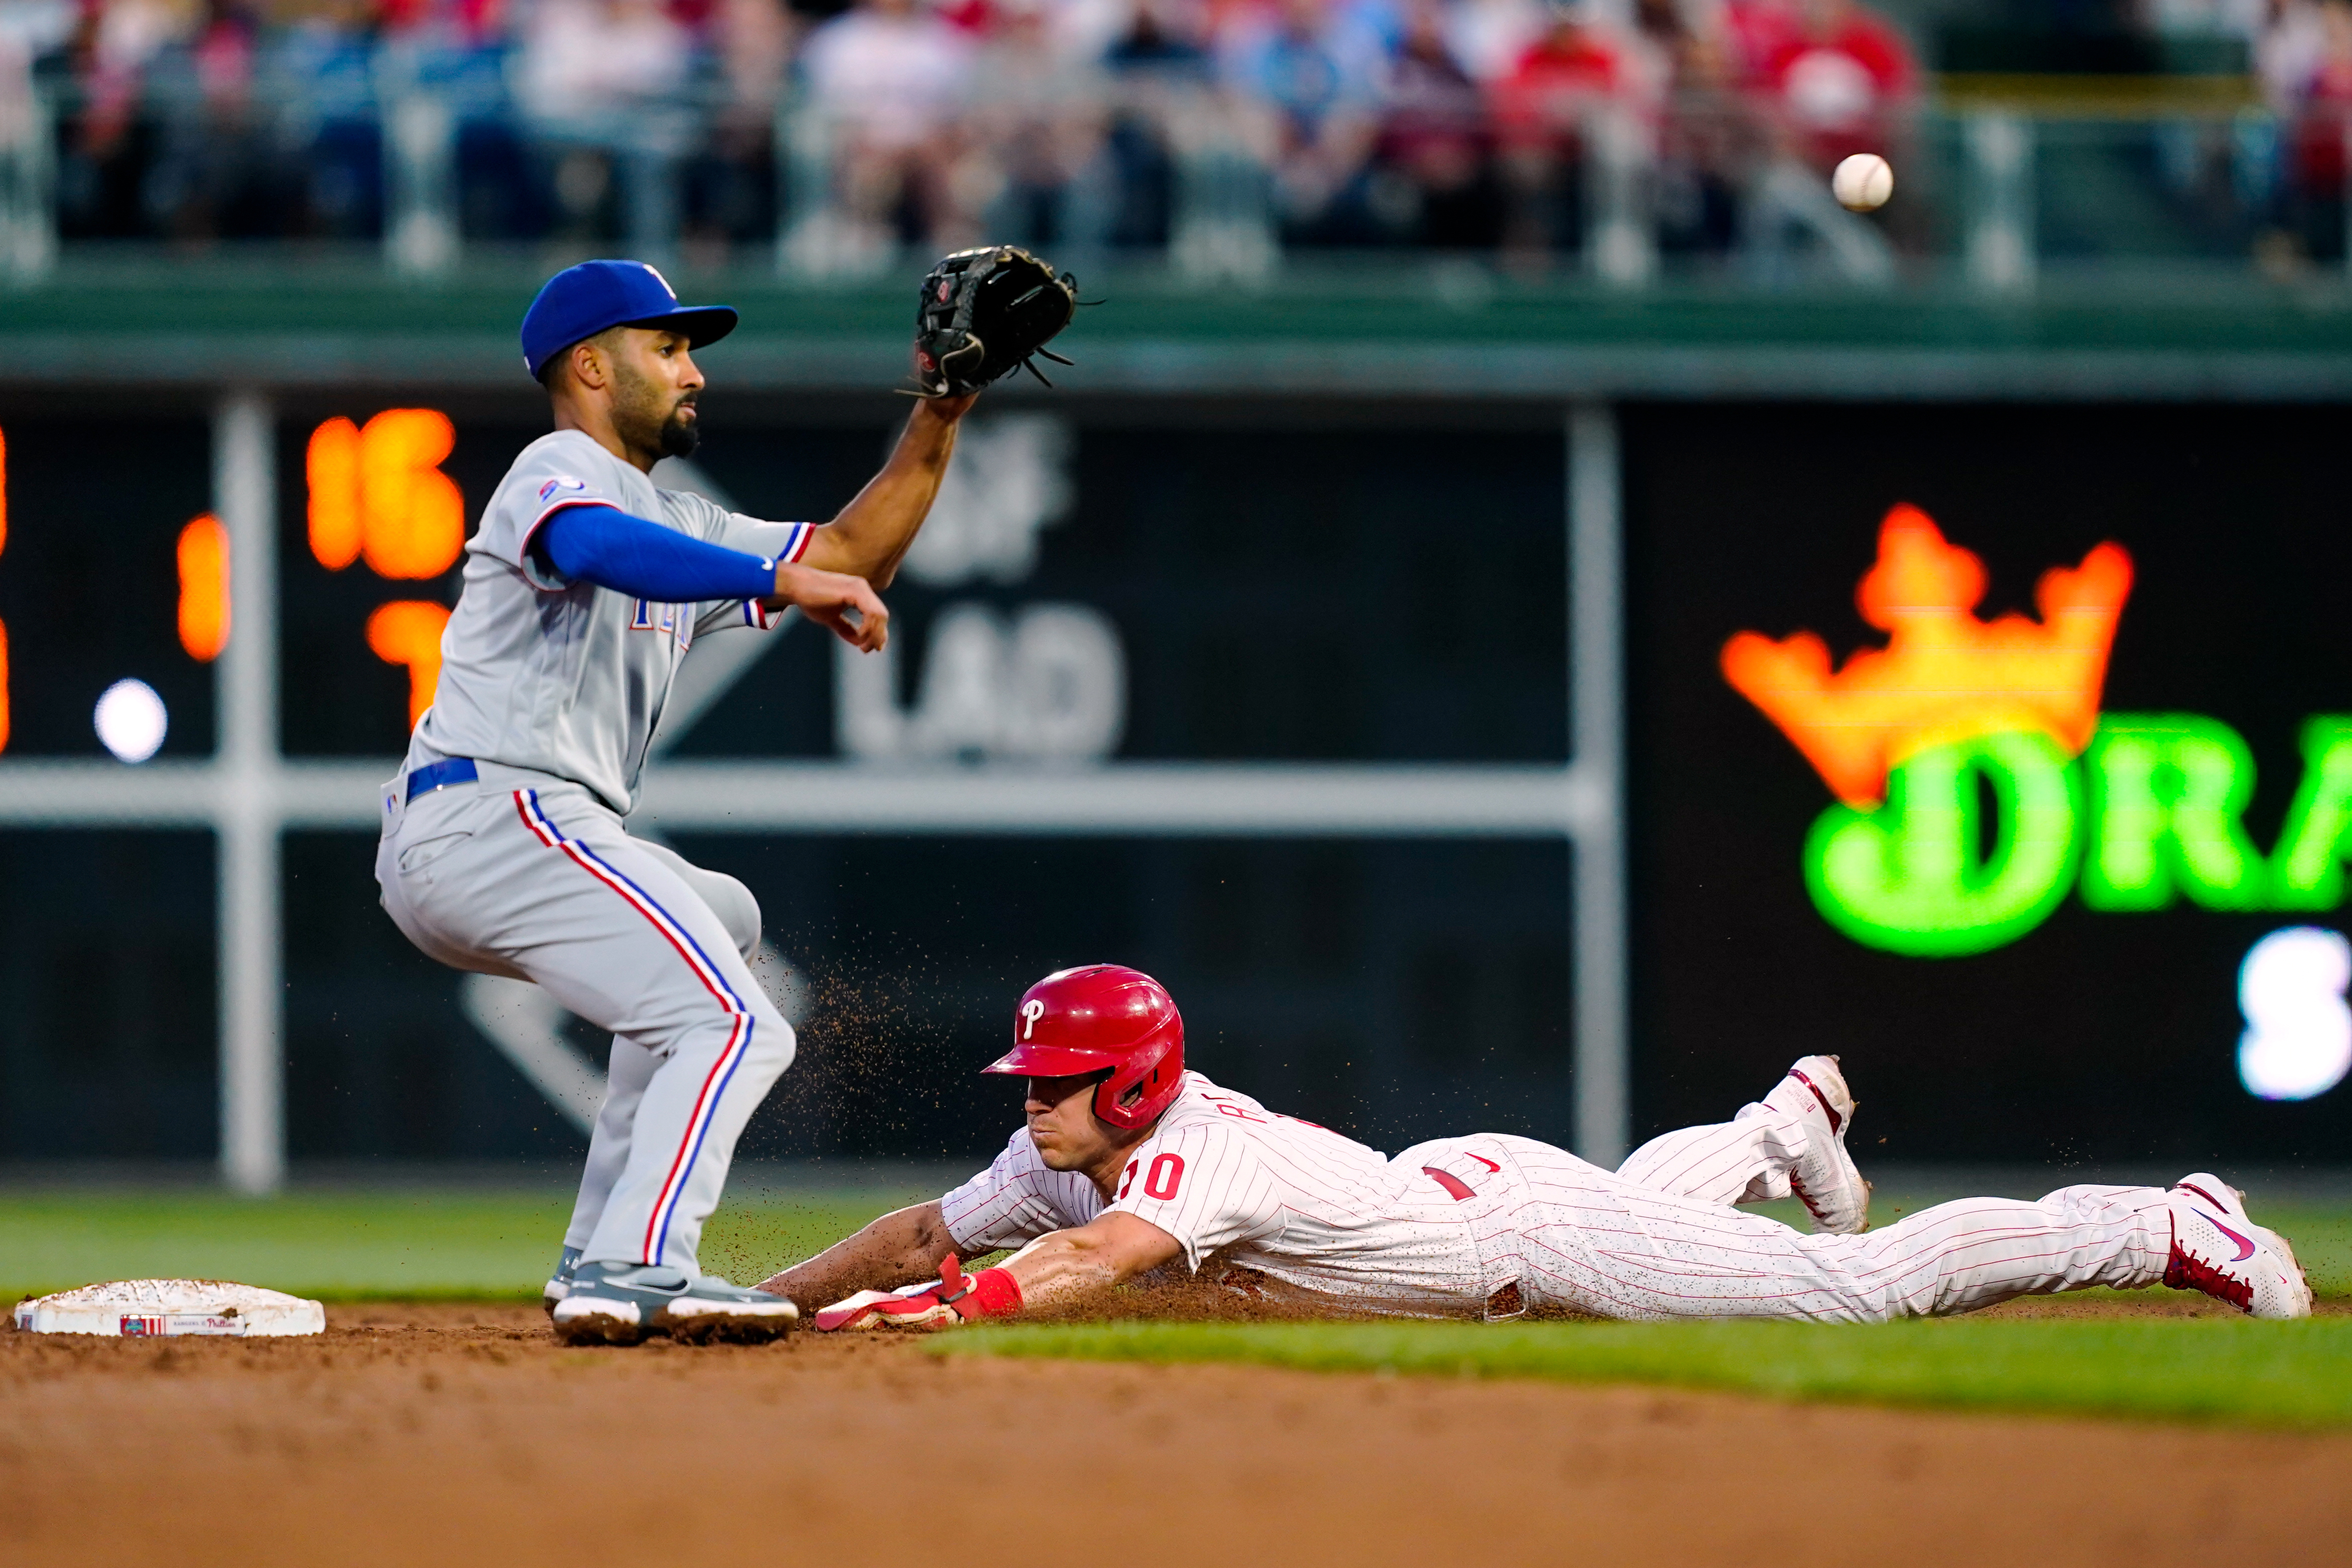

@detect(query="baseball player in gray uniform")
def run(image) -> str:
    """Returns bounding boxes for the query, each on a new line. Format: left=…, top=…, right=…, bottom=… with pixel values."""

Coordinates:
left=375, top=259, right=976, bottom=1345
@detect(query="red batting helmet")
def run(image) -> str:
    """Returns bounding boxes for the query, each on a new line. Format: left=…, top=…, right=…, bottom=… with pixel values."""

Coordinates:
left=982, top=964, right=1185, bottom=1130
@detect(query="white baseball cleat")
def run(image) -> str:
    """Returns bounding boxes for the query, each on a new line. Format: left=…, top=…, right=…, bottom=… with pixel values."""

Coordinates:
left=1780, top=1055, right=1870, bottom=1235
left=2164, top=1175, right=2311, bottom=1319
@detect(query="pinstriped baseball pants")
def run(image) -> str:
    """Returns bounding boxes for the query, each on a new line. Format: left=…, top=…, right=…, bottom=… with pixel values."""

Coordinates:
left=377, top=776, right=794, bottom=1275
left=1469, top=1093, right=2174, bottom=1322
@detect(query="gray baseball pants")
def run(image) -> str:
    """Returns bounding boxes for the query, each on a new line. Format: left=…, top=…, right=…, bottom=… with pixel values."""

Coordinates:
left=376, top=771, right=794, bottom=1274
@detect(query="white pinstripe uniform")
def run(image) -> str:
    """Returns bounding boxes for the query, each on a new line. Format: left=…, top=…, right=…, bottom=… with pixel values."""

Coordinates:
left=376, top=431, right=816, bottom=1276
left=942, top=1070, right=2177, bottom=1321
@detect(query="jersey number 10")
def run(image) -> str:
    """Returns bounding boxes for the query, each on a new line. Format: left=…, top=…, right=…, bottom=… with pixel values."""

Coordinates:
left=1118, top=1153, right=1185, bottom=1201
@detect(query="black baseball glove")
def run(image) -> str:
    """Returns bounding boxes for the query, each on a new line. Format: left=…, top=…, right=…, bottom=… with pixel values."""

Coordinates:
left=909, top=246, right=1081, bottom=398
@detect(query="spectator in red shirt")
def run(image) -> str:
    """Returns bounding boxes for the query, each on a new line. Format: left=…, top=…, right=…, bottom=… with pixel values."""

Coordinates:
left=1719, top=0, right=1796, bottom=83
left=2285, top=0, right=2352, bottom=259
left=1489, top=0, right=1652, bottom=264
left=1749, top=0, right=1912, bottom=170
left=1725, top=0, right=1906, bottom=280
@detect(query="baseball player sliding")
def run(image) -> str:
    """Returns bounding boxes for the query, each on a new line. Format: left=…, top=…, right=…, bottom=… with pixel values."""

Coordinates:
left=374, top=252, right=1077, bottom=1348
left=765, top=965, right=2311, bottom=1329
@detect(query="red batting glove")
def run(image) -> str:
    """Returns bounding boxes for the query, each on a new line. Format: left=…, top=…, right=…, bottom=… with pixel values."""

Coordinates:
left=812, top=1255, right=1024, bottom=1333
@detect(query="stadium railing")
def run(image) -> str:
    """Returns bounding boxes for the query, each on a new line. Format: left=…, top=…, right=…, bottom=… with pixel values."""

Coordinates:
left=2, top=66, right=2346, bottom=292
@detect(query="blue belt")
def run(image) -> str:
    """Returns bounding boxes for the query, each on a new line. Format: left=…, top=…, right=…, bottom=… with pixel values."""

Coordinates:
left=405, top=757, right=478, bottom=800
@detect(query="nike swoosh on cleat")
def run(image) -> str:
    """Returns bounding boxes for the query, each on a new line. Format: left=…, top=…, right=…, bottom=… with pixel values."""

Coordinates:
left=2192, top=1210, right=2258, bottom=1263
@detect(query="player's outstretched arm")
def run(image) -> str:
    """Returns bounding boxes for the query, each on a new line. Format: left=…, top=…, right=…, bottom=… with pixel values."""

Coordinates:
left=999, top=1211, right=1181, bottom=1308
left=811, top=1211, right=1180, bottom=1332
left=754, top=1200, right=960, bottom=1311
left=796, top=394, right=977, bottom=589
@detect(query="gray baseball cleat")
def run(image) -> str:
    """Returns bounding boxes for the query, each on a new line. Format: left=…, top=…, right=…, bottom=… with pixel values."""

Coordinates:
left=542, top=1245, right=582, bottom=1317
left=1783, top=1055, right=1870, bottom=1235
left=550, top=1262, right=799, bottom=1346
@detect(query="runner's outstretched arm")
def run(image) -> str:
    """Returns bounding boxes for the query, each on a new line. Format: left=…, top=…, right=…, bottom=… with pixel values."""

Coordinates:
left=756, top=1201, right=959, bottom=1311
left=807, top=1211, right=1181, bottom=1331
left=994, top=1212, right=1182, bottom=1310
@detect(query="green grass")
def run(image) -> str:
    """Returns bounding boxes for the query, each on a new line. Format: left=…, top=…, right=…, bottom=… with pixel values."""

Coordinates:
left=939, top=1316, right=2352, bottom=1428
left=0, top=1186, right=915, bottom=1303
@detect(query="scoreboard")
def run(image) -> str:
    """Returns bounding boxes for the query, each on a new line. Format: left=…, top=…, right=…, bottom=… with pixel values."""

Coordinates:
left=0, top=400, right=1577, bottom=768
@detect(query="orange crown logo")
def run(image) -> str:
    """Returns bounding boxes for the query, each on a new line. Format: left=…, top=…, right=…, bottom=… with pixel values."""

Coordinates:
left=1721, top=504, right=2134, bottom=806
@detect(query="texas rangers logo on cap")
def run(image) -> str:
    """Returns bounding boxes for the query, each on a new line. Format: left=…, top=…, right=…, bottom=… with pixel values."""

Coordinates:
left=538, top=476, right=588, bottom=502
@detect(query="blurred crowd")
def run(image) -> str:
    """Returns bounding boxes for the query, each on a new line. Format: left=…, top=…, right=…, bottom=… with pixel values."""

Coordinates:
left=2258, top=0, right=2352, bottom=261
left=0, top=0, right=2343, bottom=265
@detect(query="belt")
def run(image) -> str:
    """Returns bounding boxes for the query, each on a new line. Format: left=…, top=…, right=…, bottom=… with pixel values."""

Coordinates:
left=405, top=757, right=478, bottom=800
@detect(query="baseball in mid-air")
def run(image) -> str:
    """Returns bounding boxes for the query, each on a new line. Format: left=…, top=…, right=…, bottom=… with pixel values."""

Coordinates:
left=1832, top=153, right=1895, bottom=212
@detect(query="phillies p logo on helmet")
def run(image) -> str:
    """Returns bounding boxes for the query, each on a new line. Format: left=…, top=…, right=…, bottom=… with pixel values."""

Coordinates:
left=982, top=964, right=1185, bottom=1130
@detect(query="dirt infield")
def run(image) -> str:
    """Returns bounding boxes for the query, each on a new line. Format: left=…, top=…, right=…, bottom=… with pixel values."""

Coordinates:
left=5, top=1304, right=2349, bottom=1567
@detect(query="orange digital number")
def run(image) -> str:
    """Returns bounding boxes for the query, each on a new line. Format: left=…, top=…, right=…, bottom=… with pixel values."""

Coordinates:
left=177, top=514, right=229, bottom=662
left=367, top=601, right=453, bottom=728
left=307, top=410, right=465, bottom=580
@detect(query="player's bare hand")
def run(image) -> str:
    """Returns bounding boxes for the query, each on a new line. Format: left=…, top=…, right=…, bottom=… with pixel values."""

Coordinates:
left=770, top=561, right=889, bottom=653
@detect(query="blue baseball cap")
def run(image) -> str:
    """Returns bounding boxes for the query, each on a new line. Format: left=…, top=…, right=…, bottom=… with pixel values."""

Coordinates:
left=520, top=259, right=739, bottom=380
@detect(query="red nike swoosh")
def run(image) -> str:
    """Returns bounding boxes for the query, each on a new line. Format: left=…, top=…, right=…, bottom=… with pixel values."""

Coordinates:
left=1468, top=1153, right=1500, bottom=1173
left=1422, top=1167, right=1476, bottom=1201
left=2194, top=1210, right=2258, bottom=1263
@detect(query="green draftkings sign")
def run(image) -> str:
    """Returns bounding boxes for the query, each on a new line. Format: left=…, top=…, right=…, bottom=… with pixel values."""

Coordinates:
left=1807, top=717, right=2352, bottom=958
left=1722, top=504, right=2351, bottom=958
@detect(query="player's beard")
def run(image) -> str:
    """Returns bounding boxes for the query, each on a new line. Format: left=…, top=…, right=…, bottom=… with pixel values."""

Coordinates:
left=657, top=395, right=700, bottom=459
left=612, top=360, right=700, bottom=459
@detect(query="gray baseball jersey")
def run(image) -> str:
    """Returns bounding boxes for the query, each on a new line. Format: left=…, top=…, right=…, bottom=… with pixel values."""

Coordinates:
left=411, top=429, right=813, bottom=813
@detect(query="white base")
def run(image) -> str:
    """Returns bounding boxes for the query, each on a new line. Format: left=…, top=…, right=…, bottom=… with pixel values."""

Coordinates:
left=13, top=1279, right=326, bottom=1337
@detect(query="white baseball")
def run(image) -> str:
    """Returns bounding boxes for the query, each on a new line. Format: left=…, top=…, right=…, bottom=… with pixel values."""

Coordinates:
left=1831, top=153, right=1894, bottom=212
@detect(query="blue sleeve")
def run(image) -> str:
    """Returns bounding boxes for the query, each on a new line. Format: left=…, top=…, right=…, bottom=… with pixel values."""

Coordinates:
left=533, top=504, right=779, bottom=603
